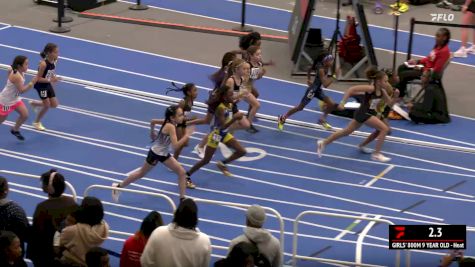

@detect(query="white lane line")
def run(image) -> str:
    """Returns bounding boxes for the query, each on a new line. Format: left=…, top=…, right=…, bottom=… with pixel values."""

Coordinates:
left=365, top=165, right=395, bottom=188
left=1, top=43, right=475, bottom=149
left=0, top=148, right=446, bottom=225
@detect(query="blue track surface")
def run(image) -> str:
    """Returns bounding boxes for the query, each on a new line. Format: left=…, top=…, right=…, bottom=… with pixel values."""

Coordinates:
left=1, top=24, right=475, bottom=266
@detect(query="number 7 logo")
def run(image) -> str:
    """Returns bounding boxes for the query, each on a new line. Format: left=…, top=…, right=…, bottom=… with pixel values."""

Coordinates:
left=395, top=226, right=405, bottom=239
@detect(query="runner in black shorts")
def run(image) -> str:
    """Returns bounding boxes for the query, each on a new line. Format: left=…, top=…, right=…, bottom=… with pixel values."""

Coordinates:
left=112, top=105, right=195, bottom=202
left=165, top=82, right=198, bottom=161
left=278, top=52, right=341, bottom=131
left=317, top=67, right=396, bottom=162
left=30, top=43, right=60, bottom=131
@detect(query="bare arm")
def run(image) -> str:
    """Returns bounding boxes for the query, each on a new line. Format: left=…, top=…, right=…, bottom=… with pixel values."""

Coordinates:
left=319, top=68, right=333, bottom=88
left=36, top=61, right=50, bottom=83
left=163, top=123, right=190, bottom=150
left=11, top=73, right=36, bottom=93
left=340, top=85, right=374, bottom=105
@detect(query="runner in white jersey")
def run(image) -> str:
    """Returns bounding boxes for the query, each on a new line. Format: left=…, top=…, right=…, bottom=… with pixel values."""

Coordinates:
left=0, top=55, right=37, bottom=141
left=112, top=105, right=194, bottom=203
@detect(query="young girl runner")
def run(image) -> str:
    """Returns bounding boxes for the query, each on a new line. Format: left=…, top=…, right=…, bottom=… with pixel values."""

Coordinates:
left=0, top=56, right=37, bottom=140
left=244, top=45, right=267, bottom=133
left=186, top=85, right=247, bottom=183
left=112, top=105, right=195, bottom=202
left=165, top=82, right=198, bottom=161
left=30, top=43, right=60, bottom=131
left=224, top=58, right=258, bottom=131
left=278, top=52, right=340, bottom=131
left=358, top=87, right=399, bottom=153
left=191, top=52, right=250, bottom=158
left=317, top=67, right=395, bottom=162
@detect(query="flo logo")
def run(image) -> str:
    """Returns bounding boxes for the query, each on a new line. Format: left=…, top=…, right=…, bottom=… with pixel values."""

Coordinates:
left=430, top=13, right=455, bottom=22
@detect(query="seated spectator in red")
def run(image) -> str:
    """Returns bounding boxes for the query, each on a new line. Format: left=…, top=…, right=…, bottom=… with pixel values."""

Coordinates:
left=140, top=198, right=211, bottom=267
left=86, top=247, right=110, bottom=267
left=394, top=28, right=451, bottom=98
left=0, top=231, right=26, bottom=267
left=27, top=169, right=78, bottom=267
left=214, top=242, right=257, bottom=267
left=60, top=196, right=109, bottom=267
left=229, top=205, right=281, bottom=267
left=120, top=211, right=163, bottom=267
left=0, top=177, right=29, bottom=255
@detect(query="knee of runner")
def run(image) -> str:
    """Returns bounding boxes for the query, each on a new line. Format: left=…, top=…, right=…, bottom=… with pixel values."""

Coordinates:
left=50, top=102, right=59, bottom=108
left=238, top=148, right=247, bottom=157
left=255, top=101, right=261, bottom=109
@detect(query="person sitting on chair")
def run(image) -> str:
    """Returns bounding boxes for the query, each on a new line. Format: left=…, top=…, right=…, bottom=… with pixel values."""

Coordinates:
left=393, top=28, right=451, bottom=98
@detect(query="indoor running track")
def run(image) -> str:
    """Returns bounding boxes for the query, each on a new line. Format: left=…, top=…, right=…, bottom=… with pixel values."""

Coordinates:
left=1, top=24, right=475, bottom=266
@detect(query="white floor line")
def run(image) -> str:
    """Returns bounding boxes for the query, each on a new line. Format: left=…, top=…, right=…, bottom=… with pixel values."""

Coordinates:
left=54, top=86, right=475, bottom=180
left=5, top=119, right=472, bottom=204
left=1, top=42, right=474, bottom=148
left=0, top=149, right=449, bottom=225
left=334, top=214, right=368, bottom=241
left=0, top=145, right=442, bottom=222
left=365, top=165, right=395, bottom=188
left=0, top=25, right=11, bottom=31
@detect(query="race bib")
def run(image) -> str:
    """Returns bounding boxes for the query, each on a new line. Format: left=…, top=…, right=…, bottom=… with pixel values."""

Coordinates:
left=250, top=67, right=261, bottom=80
left=369, top=99, right=381, bottom=110
left=45, top=69, right=55, bottom=81
left=2, top=105, right=11, bottom=112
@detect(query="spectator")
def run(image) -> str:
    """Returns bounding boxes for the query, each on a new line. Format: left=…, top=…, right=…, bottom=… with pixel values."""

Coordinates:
left=0, top=177, right=29, bottom=255
left=120, top=211, right=163, bottom=267
left=394, top=28, right=451, bottom=98
left=60, top=196, right=109, bottom=267
left=0, top=230, right=26, bottom=267
left=27, top=169, right=78, bottom=267
left=85, top=247, right=110, bottom=267
left=453, top=0, right=475, bottom=58
left=140, top=198, right=211, bottom=267
left=228, top=205, right=281, bottom=267
left=215, top=241, right=257, bottom=267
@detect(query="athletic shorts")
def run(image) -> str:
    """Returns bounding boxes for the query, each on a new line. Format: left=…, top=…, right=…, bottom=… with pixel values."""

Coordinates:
left=354, top=110, right=377, bottom=123
left=0, top=101, right=24, bottom=116
left=35, top=84, right=56, bottom=100
left=145, top=150, right=171, bottom=166
left=300, top=84, right=327, bottom=107
left=207, top=128, right=233, bottom=149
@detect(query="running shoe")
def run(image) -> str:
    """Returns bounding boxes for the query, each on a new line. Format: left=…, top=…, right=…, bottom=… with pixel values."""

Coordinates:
left=111, top=182, right=121, bottom=203
left=186, top=177, right=196, bottom=189
left=277, top=115, right=285, bottom=131
left=318, top=119, right=332, bottom=130
left=29, top=100, right=41, bottom=114
left=359, top=145, right=373, bottom=154
left=317, top=140, right=325, bottom=158
left=32, top=122, right=46, bottom=131
left=467, top=45, right=475, bottom=55
left=217, top=161, right=232, bottom=176
left=10, top=130, right=25, bottom=141
left=246, top=124, right=259, bottom=133
left=192, top=144, right=205, bottom=159
left=371, top=153, right=391, bottom=162
left=454, top=46, right=468, bottom=58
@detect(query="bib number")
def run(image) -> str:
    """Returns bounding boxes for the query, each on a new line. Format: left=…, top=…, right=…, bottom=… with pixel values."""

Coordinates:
left=40, top=90, right=48, bottom=98
left=2, top=105, right=11, bottom=112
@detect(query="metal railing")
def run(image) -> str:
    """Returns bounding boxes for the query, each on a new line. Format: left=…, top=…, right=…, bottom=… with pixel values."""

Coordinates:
left=0, top=169, right=78, bottom=201
left=84, top=184, right=176, bottom=211
left=292, top=210, right=405, bottom=267
left=192, top=198, right=285, bottom=264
